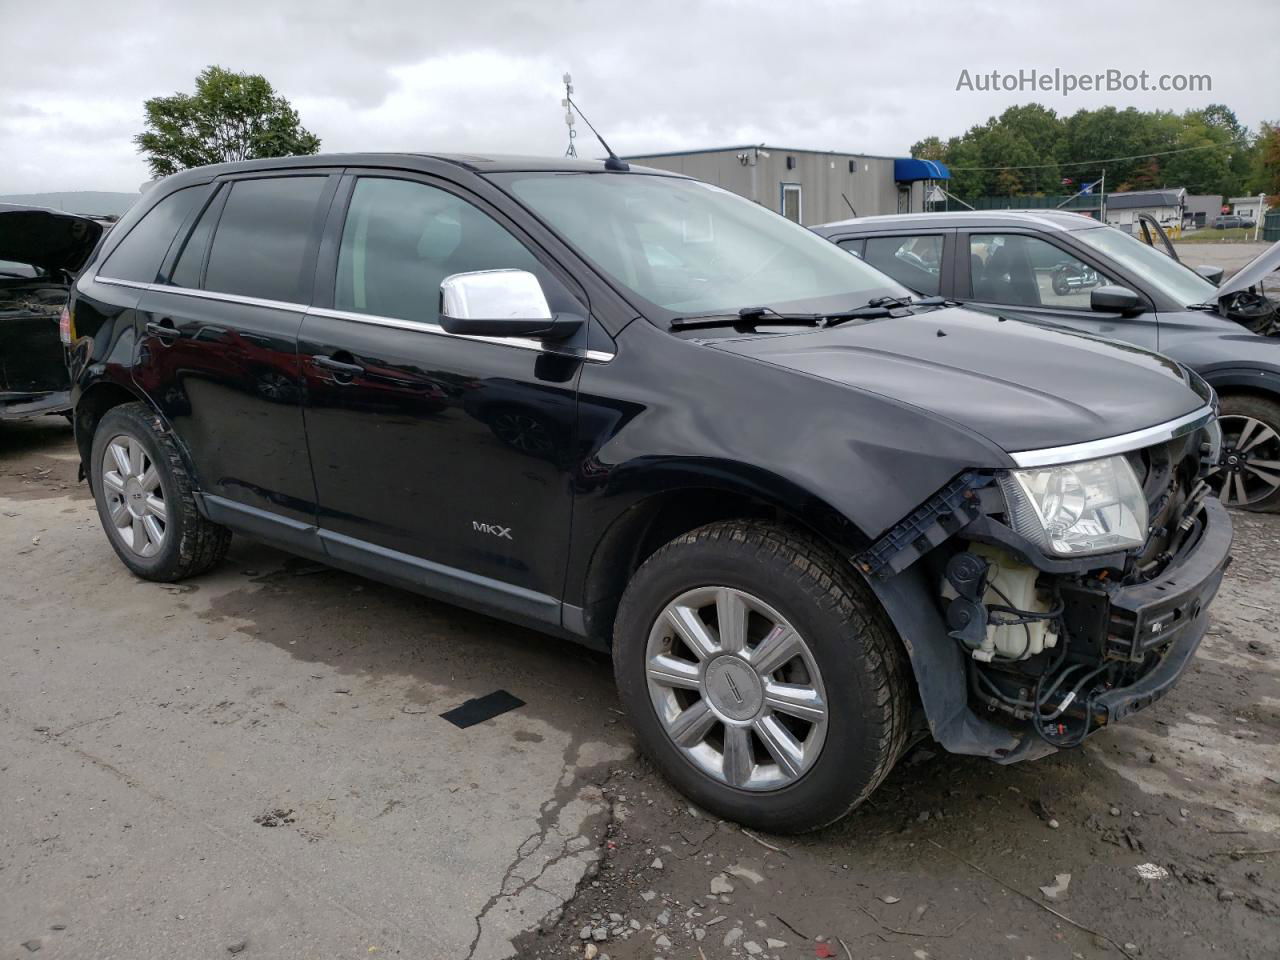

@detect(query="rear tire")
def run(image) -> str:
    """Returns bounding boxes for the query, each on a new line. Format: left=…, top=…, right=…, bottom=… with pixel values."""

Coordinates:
left=90, top=402, right=230, bottom=581
left=612, top=521, right=911, bottom=834
left=1216, top=394, right=1280, bottom=512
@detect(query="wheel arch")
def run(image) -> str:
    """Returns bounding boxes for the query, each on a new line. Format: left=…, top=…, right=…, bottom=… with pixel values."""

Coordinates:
left=572, top=461, right=875, bottom=648
left=1201, top=368, right=1280, bottom=405
left=73, top=380, right=150, bottom=475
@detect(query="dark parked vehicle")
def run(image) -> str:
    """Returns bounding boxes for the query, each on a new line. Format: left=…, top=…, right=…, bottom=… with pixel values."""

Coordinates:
left=1213, top=215, right=1254, bottom=230
left=69, top=155, right=1230, bottom=832
left=1, top=204, right=103, bottom=422
left=814, top=211, right=1280, bottom=510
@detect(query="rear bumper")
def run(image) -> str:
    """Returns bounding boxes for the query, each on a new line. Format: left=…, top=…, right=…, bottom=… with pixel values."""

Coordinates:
left=0, top=390, right=71, bottom=421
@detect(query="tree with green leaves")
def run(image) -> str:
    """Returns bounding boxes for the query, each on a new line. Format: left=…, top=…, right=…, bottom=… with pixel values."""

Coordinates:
left=1250, top=122, right=1280, bottom=205
left=913, top=102, right=1260, bottom=203
left=134, top=66, right=321, bottom=178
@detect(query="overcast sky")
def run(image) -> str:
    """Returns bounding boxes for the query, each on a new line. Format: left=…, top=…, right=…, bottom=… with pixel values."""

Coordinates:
left=2, top=0, right=1277, bottom=194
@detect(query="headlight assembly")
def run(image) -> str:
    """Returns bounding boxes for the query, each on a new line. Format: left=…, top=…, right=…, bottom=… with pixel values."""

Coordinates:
left=998, top=455, right=1148, bottom=557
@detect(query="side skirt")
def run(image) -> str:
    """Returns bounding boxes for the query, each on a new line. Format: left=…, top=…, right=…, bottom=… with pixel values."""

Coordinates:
left=197, top=494, right=587, bottom=642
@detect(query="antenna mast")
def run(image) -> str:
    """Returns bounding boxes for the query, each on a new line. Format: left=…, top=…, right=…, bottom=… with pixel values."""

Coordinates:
left=561, top=73, right=577, bottom=158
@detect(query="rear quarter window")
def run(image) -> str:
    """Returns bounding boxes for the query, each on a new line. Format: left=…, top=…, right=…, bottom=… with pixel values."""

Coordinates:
left=99, top=186, right=203, bottom=283
left=203, top=176, right=328, bottom=304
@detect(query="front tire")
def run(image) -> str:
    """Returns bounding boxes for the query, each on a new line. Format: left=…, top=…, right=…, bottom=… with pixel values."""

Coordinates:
left=1215, top=394, right=1280, bottom=512
left=90, top=402, right=231, bottom=581
left=612, top=521, right=910, bottom=833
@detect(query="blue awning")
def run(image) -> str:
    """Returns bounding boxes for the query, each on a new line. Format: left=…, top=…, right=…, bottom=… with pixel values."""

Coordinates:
left=894, top=158, right=950, bottom=181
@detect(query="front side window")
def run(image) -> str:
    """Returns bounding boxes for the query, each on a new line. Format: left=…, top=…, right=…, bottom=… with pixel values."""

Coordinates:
left=969, top=233, right=1117, bottom=310
left=863, top=234, right=944, bottom=296
left=496, top=173, right=910, bottom=317
left=1074, top=225, right=1218, bottom=309
left=335, top=177, right=553, bottom=325
left=99, top=186, right=203, bottom=283
left=203, top=177, right=327, bottom=303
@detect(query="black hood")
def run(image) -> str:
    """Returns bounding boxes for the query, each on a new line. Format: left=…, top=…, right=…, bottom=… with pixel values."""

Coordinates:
left=707, top=306, right=1208, bottom=454
left=0, top=204, right=105, bottom=277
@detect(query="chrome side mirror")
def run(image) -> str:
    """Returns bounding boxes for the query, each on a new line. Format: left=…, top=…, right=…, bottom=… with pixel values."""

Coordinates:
left=439, top=269, right=581, bottom=340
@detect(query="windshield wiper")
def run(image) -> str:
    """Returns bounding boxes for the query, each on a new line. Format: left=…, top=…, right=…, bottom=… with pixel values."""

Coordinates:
left=670, top=296, right=950, bottom=332
left=669, top=306, right=824, bottom=332
left=823, top=295, right=948, bottom=327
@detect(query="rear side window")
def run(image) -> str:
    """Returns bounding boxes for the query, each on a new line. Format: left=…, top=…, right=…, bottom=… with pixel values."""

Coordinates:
left=99, top=186, right=203, bottom=283
left=203, top=177, right=327, bottom=303
left=168, top=186, right=223, bottom=289
left=863, top=234, right=944, bottom=296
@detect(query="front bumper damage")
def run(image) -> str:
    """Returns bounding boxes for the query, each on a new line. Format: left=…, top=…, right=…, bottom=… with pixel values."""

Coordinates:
left=859, top=474, right=1233, bottom=763
left=1088, top=496, right=1231, bottom=724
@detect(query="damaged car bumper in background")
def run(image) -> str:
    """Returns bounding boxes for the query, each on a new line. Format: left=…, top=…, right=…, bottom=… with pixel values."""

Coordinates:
left=857, top=404, right=1232, bottom=764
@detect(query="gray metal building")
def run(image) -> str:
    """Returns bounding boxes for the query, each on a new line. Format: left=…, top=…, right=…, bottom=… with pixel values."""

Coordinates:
left=623, top=145, right=949, bottom=226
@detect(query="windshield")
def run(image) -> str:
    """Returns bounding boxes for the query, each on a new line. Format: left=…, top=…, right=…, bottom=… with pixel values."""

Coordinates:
left=493, top=172, right=911, bottom=317
left=1074, top=225, right=1218, bottom=308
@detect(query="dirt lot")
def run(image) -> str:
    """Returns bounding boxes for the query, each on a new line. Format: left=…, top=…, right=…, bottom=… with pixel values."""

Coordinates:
left=2, top=417, right=1278, bottom=960
left=1171, top=241, right=1272, bottom=277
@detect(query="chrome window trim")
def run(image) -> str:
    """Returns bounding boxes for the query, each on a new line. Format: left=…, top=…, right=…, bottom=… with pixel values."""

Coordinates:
left=1009, top=405, right=1215, bottom=468
left=96, top=276, right=308, bottom=312
left=93, top=276, right=152, bottom=291
left=93, top=277, right=614, bottom=363
left=307, top=306, right=614, bottom=363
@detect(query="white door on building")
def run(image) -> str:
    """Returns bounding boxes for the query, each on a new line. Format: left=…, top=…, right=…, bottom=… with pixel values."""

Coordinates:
left=780, top=183, right=802, bottom=223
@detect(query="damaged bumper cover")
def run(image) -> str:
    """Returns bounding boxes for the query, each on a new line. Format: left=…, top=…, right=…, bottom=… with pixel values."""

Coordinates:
left=860, top=475, right=1232, bottom=762
left=1090, top=496, right=1231, bottom=724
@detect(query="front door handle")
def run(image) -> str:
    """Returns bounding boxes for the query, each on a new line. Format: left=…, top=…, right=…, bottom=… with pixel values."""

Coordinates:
left=145, top=319, right=181, bottom=340
left=312, top=354, right=364, bottom=377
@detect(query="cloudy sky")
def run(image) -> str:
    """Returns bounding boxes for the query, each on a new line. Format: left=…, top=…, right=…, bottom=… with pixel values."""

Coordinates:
left=2, top=0, right=1276, bottom=194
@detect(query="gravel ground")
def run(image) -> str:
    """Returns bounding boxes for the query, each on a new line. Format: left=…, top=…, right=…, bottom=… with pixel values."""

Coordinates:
left=2, top=417, right=1278, bottom=960
left=1170, top=241, right=1272, bottom=277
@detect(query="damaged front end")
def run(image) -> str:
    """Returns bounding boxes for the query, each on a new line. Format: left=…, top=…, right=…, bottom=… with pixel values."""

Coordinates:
left=0, top=204, right=104, bottom=421
left=857, top=406, right=1232, bottom=762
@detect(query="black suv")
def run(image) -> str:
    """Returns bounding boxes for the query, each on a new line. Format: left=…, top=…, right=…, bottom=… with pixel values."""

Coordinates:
left=69, top=154, right=1231, bottom=833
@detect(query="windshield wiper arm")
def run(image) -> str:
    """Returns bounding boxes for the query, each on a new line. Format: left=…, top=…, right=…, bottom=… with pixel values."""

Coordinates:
left=669, top=306, right=824, bottom=332
left=824, top=295, right=948, bottom=327
left=671, top=297, right=950, bottom=332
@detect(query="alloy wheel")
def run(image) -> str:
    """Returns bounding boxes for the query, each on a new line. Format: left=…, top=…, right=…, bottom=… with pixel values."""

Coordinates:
left=1213, top=414, right=1280, bottom=507
left=645, top=586, right=828, bottom=792
left=101, top=434, right=167, bottom=557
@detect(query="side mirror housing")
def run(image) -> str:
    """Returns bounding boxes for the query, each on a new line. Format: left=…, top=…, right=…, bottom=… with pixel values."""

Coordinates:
left=1194, top=264, right=1225, bottom=285
left=1090, top=285, right=1144, bottom=316
left=439, top=269, right=582, bottom=340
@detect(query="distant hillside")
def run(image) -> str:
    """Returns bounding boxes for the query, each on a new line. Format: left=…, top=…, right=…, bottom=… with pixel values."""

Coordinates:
left=0, top=191, right=140, bottom=217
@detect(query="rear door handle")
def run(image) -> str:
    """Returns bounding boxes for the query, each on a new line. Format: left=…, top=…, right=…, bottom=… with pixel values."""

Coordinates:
left=312, top=354, right=364, bottom=377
